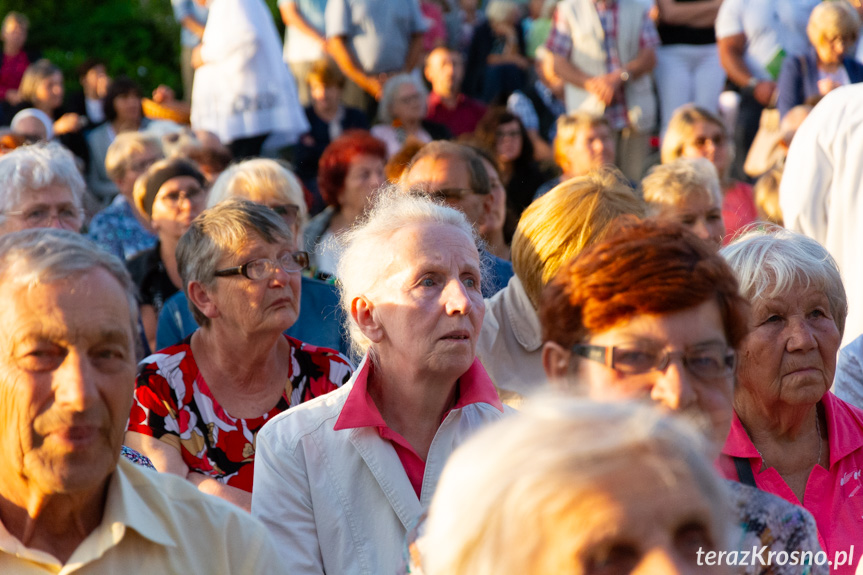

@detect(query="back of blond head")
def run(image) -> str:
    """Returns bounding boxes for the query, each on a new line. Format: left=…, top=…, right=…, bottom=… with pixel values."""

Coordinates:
left=511, top=167, right=645, bottom=308
left=421, top=396, right=729, bottom=575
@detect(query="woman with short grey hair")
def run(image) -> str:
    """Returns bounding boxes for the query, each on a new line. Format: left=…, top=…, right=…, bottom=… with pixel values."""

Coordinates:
left=126, top=198, right=353, bottom=512
left=719, top=226, right=863, bottom=564
left=371, top=73, right=449, bottom=157
left=252, top=188, right=506, bottom=575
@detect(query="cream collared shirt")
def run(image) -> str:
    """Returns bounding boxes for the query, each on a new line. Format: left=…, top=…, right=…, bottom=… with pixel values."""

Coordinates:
left=0, top=458, right=282, bottom=574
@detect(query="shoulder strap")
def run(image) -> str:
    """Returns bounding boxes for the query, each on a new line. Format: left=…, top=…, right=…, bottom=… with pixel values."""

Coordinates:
left=733, top=456, right=757, bottom=488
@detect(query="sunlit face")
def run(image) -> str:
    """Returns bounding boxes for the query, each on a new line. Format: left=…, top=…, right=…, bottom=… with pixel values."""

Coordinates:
left=0, top=268, right=136, bottom=496
left=496, top=121, right=523, bottom=163
left=117, top=148, right=161, bottom=199
left=150, top=175, right=207, bottom=241
left=1, top=184, right=83, bottom=234
left=571, top=460, right=727, bottom=575
left=309, top=78, right=341, bottom=116
left=425, top=49, right=464, bottom=97
left=391, top=82, right=424, bottom=123
left=737, top=283, right=840, bottom=411
left=478, top=157, right=506, bottom=237
left=82, top=65, right=109, bottom=99
left=210, top=236, right=301, bottom=334
left=567, top=124, right=616, bottom=177
left=1, top=19, right=27, bottom=53
left=113, top=92, right=142, bottom=125
left=367, top=222, right=484, bottom=378
left=339, top=154, right=385, bottom=218
left=578, top=300, right=734, bottom=446
left=656, top=192, right=725, bottom=249
left=680, top=122, right=729, bottom=178
left=404, top=155, right=488, bottom=227
left=813, top=32, right=855, bottom=66
left=34, top=72, right=64, bottom=112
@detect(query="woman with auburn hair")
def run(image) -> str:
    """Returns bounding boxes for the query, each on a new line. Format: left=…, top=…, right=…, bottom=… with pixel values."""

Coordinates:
left=477, top=167, right=645, bottom=402
left=662, top=105, right=757, bottom=243
left=304, top=130, right=386, bottom=280
left=539, top=219, right=825, bottom=572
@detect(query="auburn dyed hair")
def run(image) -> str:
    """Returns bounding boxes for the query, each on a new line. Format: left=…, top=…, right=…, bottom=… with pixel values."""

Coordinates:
left=540, top=218, right=750, bottom=350
left=317, top=130, right=387, bottom=208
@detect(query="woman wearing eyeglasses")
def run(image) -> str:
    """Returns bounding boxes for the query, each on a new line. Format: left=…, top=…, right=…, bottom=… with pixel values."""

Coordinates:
left=540, top=219, right=826, bottom=573
left=128, top=158, right=209, bottom=352
left=719, top=227, right=863, bottom=573
left=661, top=105, right=757, bottom=243
left=126, top=198, right=354, bottom=512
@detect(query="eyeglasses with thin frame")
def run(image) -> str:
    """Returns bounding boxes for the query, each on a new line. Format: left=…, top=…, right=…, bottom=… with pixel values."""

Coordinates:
left=156, top=185, right=206, bottom=209
left=214, top=251, right=310, bottom=280
left=267, top=203, right=300, bottom=226
left=4, top=204, right=83, bottom=229
left=571, top=342, right=736, bottom=381
left=426, top=187, right=477, bottom=202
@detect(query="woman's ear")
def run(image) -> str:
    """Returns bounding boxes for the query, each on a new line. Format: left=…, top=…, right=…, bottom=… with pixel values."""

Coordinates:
left=542, top=341, right=573, bottom=382
left=187, top=281, right=220, bottom=320
left=352, top=295, right=384, bottom=343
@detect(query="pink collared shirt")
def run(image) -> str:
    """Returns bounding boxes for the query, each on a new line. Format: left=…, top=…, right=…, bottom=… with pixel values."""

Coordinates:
left=334, top=357, right=503, bottom=498
left=719, top=392, right=863, bottom=574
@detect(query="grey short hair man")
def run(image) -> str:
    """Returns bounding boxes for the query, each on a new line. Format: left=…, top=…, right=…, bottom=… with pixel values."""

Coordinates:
left=0, top=142, right=85, bottom=233
left=0, top=228, right=282, bottom=573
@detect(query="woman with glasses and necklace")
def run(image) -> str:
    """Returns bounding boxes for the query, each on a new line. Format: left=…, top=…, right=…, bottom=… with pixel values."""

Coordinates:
left=718, top=227, right=863, bottom=573
left=128, top=158, right=209, bottom=352
left=540, top=219, right=826, bottom=574
left=126, top=198, right=354, bottom=511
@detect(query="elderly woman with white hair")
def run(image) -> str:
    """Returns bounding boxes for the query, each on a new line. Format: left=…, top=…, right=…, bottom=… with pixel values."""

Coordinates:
left=719, top=227, right=863, bottom=571
left=126, top=198, right=353, bottom=512
left=370, top=73, right=450, bottom=158
left=415, top=399, right=733, bottom=575
left=0, top=141, right=85, bottom=234
left=642, top=157, right=726, bottom=249
left=87, top=132, right=162, bottom=260
left=156, top=158, right=350, bottom=354
left=252, top=188, right=506, bottom=574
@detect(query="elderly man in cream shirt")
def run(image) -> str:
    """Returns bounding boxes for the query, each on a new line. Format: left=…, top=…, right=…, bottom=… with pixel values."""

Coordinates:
left=0, top=228, right=280, bottom=573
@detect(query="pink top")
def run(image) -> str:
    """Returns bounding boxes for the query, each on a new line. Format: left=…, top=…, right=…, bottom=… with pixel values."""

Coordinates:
left=334, top=357, right=503, bottom=497
left=719, top=392, right=863, bottom=574
left=426, top=92, right=487, bottom=137
left=722, top=180, right=758, bottom=244
left=0, top=52, right=29, bottom=100
left=420, top=1, right=447, bottom=53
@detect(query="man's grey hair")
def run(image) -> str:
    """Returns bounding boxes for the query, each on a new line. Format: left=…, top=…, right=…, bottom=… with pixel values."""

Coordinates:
left=0, top=228, right=139, bottom=350
left=721, top=225, right=848, bottom=337
left=177, top=198, right=294, bottom=328
left=336, top=185, right=483, bottom=360
left=406, top=141, right=491, bottom=196
left=377, top=73, right=429, bottom=126
left=0, top=142, right=85, bottom=223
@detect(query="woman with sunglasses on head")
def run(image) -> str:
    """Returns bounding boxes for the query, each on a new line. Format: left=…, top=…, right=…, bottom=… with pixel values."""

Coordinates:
left=128, top=158, right=209, bottom=352
left=126, top=198, right=354, bottom=512
left=662, top=105, right=757, bottom=243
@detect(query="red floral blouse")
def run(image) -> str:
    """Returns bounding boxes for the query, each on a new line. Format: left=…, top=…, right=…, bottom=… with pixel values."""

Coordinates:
left=128, top=335, right=354, bottom=492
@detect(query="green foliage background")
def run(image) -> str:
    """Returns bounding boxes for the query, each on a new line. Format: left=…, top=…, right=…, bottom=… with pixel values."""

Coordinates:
left=0, top=0, right=285, bottom=100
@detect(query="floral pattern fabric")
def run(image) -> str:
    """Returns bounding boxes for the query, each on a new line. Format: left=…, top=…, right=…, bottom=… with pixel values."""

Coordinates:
left=128, top=334, right=354, bottom=492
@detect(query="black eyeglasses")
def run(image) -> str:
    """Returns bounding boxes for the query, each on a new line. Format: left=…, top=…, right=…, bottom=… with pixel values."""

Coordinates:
left=214, top=251, right=309, bottom=280
left=426, top=187, right=477, bottom=202
left=571, top=342, right=736, bottom=381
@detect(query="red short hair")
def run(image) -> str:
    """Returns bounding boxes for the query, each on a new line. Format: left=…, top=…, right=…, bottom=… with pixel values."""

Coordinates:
left=317, top=130, right=387, bottom=207
left=540, top=218, right=750, bottom=350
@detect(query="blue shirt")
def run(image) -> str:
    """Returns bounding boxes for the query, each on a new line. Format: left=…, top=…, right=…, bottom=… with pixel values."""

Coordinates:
left=172, top=0, right=209, bottom=48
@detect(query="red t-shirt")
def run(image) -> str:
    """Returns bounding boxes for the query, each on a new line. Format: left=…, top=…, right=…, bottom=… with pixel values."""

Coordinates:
left=0, top=52, right=29, bottom=100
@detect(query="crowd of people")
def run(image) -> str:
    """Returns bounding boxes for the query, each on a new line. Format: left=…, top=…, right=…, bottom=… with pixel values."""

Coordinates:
left=2, top=0, right=863, bottom=572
